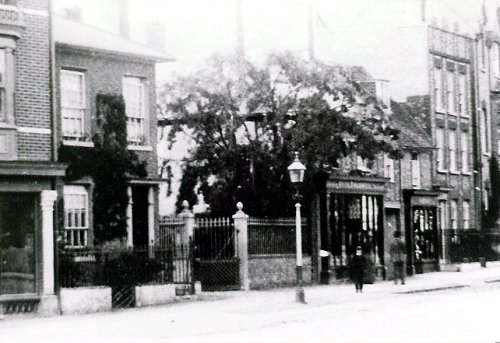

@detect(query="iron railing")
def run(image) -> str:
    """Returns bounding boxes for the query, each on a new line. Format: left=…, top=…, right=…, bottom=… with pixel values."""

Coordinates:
left=443, top=229, right=500, bottom=263
left=248, top=217, right=310, bottom=255
left=59, top=244, right=192, bottom=289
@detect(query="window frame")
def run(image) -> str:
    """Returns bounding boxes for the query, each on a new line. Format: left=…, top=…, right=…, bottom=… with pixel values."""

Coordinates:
left=448, top=130, right=458, bottom=172
left=122, top=75, right=147, bottom=145
left=450, top=200, right=458, bottom=231
left=60, top=69, right=86, bottom=140
left=384, top=154, right=395, bottom=182
left=434, top=66, right=443, bottom=112
left=411, top=152, right=421, bottom=189
left=436, top=127, right=445, bottom=171
left=462, top=200, right=470, bottom=230
left=446, top=68, right=455, bottom=115
left=461, top=131, right=469, bottom=173
left=63, top=185, right=89, bottom=248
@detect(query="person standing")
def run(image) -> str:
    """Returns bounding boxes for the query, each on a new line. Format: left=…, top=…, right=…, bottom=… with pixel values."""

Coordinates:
left=351, top=246, right=366, bottom=293
left=389, top=231, right=406, bottom=285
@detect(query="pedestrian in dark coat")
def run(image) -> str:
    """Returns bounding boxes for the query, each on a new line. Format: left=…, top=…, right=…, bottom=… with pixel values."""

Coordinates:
left=351, top=246, right=366, bottom=293
left=389, top=231, right=406, bottom=285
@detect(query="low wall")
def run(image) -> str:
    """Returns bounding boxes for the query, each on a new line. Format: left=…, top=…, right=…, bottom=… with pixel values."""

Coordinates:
left=135, top=284, right=176, bottom=307
left=248, top=255, right=312, bottom=289
left=60, top=287, right=111, bottom=315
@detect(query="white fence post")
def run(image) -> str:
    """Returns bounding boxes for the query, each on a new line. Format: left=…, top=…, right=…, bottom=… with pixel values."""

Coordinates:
left=233, top=202, right=249, bottom=291
left=179, top=200, right=195, bottom=244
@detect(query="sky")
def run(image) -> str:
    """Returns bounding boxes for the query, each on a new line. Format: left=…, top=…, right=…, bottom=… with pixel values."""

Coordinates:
left=52, top=0, right=496, bottom=82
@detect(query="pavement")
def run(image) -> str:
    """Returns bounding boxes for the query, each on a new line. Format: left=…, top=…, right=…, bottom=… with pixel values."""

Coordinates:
left=190, top=261, right=500, bottom=306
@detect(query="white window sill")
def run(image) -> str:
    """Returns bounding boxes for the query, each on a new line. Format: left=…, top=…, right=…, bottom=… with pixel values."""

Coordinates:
left=450, top=170, right=460, bottom=175
left=128, top=145, right=153, bottom=152
left=63, top=140, right=94, bottom=148
left=435, top=109, right=445, bottom=114
left=461, top=171, right=472, bottom=176
left=459, top=114, right=470, bottom=119
left=437, top=169, right=447, bottom=174
left=448, top=112, right=458, bottom=116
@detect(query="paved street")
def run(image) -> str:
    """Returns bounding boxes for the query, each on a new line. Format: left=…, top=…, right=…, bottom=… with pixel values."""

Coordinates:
left=1, top=266, right=500, bottom=343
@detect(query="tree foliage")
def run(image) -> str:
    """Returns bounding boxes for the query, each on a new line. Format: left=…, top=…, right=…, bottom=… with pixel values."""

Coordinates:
left=59, top=93, right=147, bottom=244
left=159, top=53, right=399, bottom=217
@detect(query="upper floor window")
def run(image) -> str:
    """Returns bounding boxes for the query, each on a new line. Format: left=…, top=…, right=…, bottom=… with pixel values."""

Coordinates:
left=480, top=108, right=490, bottom=154
left=384, top=154, right=394, bottom=182
left=461, top=131, right=469, bottom=173
left=61, top=70, right=86, bottom=139
left=434, top=67, right=443, bottom=111
left=0, top=49, right=6, bottom=121
left=356, top=155, right=373, bottom=173
left=449, top=130, right=457, bottom=172
left=446, top=68, right=455, bottom=114
left=436, top=128, right=445, bottom=170
left=492, top=42, right=500, bottom=78
left=0, top=0, right=17, bottom=5
left=123, top=76, right=146, bottom=145
left=411, top=152, right=420, bottom=189
left=64, top=185, right=89, bottom=248
left=458, top=72, right=467, bottom=116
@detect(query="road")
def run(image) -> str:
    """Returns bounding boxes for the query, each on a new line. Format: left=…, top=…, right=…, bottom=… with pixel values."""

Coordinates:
left=0, top=280, right=499, bottom=343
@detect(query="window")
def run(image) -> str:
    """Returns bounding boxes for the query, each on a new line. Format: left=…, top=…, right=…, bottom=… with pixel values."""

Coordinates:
left=450, top=200, right=458, bottom=230
left=462, top=200, right=470, bottom=229
left=446, top=69, right=455, bottom=114
left=480, top=108, right=490, bottom=154
left=492, top=42, right=500, bottom=78
left=384, top=154, right=394, bottom=182
left=434, top=67, right=443, bottom=111
left=0, top=49, right=5, bottom=121
left=436, top=128, right=445, bottom=170
left=356, top=155, right=373, bottom=172
left=411, top=153, right=420, bottom=188
left=449, top=130, right=457, bottom=172
left=458, top=72, right=467, bottom=116
left=123, top=76, right=146, bottom=145
left=64, top=186, right=89, bottom=248
left=461, top=131, right=469, bottom=173
left=61, top=70, right=86, bottom=139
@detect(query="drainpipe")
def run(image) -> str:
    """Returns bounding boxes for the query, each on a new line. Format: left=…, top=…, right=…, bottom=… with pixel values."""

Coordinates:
left=471, top=34, right=482, bottom=233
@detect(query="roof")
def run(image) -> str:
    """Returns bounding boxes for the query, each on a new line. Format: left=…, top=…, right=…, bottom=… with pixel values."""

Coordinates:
left=54, top=15, right=175, bottom=63
left=390, top=101, right=433, bottom=149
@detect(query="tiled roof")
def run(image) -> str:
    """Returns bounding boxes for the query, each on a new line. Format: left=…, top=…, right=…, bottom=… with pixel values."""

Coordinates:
left=54, top=15, right=175, bottom=62
left=390, top=101, right=433, bottom=149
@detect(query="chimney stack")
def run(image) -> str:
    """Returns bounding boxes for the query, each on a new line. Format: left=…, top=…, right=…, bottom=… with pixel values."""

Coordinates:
left=144, top=20, right=166, bottom=52
left=118, top=0, right=130, bottom=39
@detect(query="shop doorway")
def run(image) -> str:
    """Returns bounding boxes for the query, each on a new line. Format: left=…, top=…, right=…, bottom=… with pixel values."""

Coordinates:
left=132, top=186, right=149, bottom=247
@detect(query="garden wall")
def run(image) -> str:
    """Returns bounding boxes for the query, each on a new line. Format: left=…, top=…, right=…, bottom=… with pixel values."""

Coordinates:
left=248, top=255, right=311, bottom=289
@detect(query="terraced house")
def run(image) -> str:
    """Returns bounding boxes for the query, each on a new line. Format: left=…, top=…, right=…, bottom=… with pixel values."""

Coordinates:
left=0, top=0, right=171, bottom=316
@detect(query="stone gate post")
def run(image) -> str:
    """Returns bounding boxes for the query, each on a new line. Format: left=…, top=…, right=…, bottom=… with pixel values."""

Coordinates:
left=179, top=200, right=195, bottom=244
left=233, top=202, right=249, bottom=291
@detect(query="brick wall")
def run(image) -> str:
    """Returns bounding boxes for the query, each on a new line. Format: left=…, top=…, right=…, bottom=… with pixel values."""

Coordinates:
left=15, top=6, right=52, bottom=161
left=55, top=48, right=159, bottom=177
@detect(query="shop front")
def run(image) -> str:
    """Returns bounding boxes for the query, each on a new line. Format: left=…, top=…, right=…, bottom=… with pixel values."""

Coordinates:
left=317, top=175, right=387, bottom=283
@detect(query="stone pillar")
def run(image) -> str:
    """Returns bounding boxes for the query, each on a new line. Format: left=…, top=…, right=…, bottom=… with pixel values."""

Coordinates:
left=233, top=202, right=249, bottom=291
left=41, top=190, right=57, bottom=295
left=148, top=187, right=155, bottom=245
left=179, top=200, right=194, bottom=244
left=126, top=186, right=133, bottom=247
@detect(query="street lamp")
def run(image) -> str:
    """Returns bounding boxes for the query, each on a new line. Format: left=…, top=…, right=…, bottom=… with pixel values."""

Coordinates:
left=288, top=151, right=306, bottom=304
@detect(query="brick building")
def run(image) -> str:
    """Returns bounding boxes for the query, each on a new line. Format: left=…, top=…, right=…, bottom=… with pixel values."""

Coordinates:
left=54, top=10, right=173, bottom=249
left=0, top=0, right=64, bottom=313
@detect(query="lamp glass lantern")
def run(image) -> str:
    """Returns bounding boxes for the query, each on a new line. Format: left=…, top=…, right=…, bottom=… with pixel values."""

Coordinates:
left=287, top=152, right=306, bottom=184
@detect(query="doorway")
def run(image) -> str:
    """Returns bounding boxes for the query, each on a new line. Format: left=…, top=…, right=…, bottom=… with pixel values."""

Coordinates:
left=132, top=186, right=149, bottom=247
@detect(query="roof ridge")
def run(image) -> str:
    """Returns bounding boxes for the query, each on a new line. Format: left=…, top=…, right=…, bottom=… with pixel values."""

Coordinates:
left=53, top=13, right=170, bottom=57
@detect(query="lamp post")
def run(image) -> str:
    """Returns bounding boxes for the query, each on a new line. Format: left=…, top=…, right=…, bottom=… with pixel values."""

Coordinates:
left=288, top=151, right=306, bottom=304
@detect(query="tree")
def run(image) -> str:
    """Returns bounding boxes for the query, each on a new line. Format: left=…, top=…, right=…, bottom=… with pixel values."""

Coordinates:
left=159, top=53, right=399, bottom=217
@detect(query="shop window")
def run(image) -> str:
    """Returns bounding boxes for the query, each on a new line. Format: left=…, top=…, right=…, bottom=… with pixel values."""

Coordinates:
left=0, top=194, right=36, bottom=295
left=64, top=186, right=89, bottom=248
left=61, top=70, right=86, bottom=140
left=123, top=76, right=147, bottom=145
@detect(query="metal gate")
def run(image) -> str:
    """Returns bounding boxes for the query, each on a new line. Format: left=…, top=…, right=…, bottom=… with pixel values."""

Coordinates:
left=193, top=218, right=240, bottom=291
